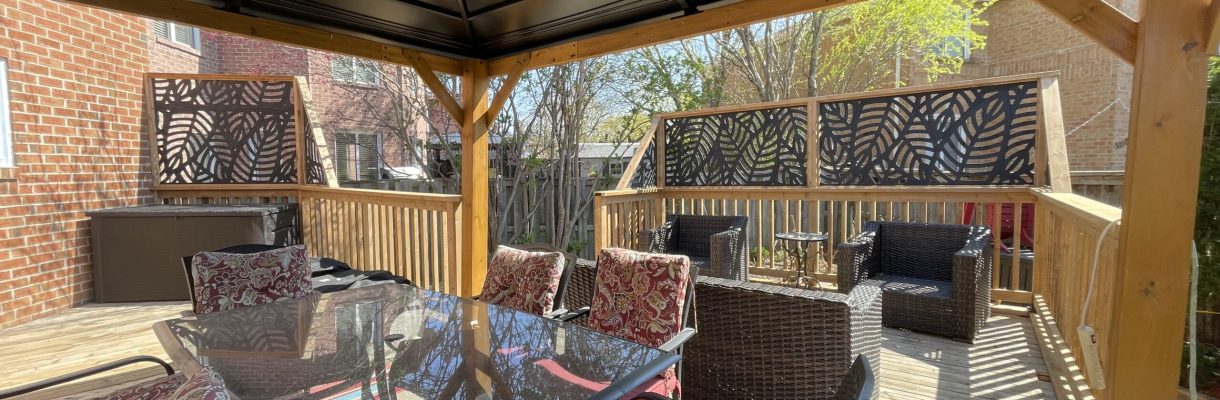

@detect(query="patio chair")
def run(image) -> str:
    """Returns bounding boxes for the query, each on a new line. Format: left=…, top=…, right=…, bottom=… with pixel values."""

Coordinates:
left=181, top=244, right=312, bottom=316
left=0, top=358, right=230, bottom=400
left=555, top=248, right=698, bottom=398
left=474, top=243, right=574, bottom=317
left=833, top=355, right=877, bottom=400
left=640, top=214, right=749, bottom=281
left=836, top=221, right=993, bottom=342
left=181, top=244, right=411, bottom=315
left=682, top=277, right=882, bottom=400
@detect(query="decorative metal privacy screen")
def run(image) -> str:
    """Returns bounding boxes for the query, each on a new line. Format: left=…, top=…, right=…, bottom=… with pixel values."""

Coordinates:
left=152, top=78, right=298, bottom=184
left=664, top=106, right=807, bottom=186
left=818, top=81, right=1039, bottom=185
left=627, top=142, right=657, bottom=189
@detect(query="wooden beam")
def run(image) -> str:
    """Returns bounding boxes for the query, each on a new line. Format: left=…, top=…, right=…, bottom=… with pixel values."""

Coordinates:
left=1107, top=0, right=1211, bottom=398
left=65, top=0, right=464, bottom=75
left=1038, top=77, right=1073, bottom=192
left=1031, top=0, right=1139, bottom=64
left=405, top=50, right=464, bottom=122
left=294, top=77, right=339, bottom=187
left=459, top=59, right=492, bottom=297
left=615, top=119, right=660, bottom=190
left=487, top=0, right=863, bottom=75
left=485, top=54, right=530, bottom=122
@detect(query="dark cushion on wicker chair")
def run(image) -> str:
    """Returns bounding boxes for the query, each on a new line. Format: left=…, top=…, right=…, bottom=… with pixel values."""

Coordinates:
left=640, top=214, right=749, bottom=282
left=836, top=221, right=993, bottom=343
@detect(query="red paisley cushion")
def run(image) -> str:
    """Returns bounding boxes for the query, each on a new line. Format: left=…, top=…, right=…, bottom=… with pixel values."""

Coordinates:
left=190, top=245, right=311, bottom=315
left=479, top=245, right=565, bottom=315
left=588, top=248, right=692, bottom=348
left=170, top=367, right=231, bottom=400
left=103, top=373, right=185, bottom=400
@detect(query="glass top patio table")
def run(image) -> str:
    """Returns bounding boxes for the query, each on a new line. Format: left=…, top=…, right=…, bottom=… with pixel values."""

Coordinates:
left=154, top=284, right=678, bottom=400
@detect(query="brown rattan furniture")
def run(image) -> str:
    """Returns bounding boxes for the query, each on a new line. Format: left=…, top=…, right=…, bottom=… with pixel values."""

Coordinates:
left=640, top=214, right=750, bottom=281
left=683, top=277, right=882, bottom=399
left=836, top=221, right=993, bottom=343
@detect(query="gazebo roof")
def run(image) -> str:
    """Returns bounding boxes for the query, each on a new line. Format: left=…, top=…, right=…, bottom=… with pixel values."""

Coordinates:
left=188, top=0, right=736, bottom=59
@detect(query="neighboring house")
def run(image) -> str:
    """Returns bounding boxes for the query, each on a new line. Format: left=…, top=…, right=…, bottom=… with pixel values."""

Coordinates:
left=577, top=143, right=639, bottom=178
left=148, top=23, right=431, bottom=183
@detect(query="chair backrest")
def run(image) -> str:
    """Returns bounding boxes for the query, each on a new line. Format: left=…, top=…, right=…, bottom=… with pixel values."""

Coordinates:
left=507, top=243, right=576, bottom=311
left=683, top=277, right=882, bottom=399
left=833, top=354, right=876, bottom=400
left=480, top=245, right=570, bottom=315
left=668, top=214, right=748, bottom=258
left=874, top=221, right=972, bottom=281
left=588, top=248, right=696, bottom=348
left=181, top=244, right=287, bottom=314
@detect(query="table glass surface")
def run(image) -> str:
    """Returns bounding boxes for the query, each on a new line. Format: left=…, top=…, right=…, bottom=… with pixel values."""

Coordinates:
left=774, top=232, right=829, bottom=242
left=162, top=284, right=672, bottom=400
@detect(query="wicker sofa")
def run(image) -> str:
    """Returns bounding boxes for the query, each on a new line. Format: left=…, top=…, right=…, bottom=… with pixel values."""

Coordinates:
left=836, top=221, right=993, bottom=343
left=640, top=214, right=750, bottom=281
left=683, top=277, right=882, bottom=399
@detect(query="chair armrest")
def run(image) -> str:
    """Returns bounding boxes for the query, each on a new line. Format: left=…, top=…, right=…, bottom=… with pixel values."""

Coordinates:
left=709, top=229, right=747, bottom=281
left=658, top=327, right=697, bottom=353
left=0, top=356, right=175, bottom=399
left=835, top=232, right=878, bottom=291
left=638, top=223, right=674, bottom=253
left=544, top=308, right=569, bottom=319
left=952, top=227, right=993, bottom=303
left=554, top=306, right=590, bottom=322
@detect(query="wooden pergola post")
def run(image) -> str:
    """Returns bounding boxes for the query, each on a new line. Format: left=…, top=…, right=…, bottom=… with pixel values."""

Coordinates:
left=459, top=59, right=492, bottom=297
left=1106, top=0, right=1211, bottom=398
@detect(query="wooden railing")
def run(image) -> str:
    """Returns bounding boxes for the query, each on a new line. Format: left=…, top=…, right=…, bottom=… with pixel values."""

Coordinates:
left=153, top=186, right=464, bottom=295
left=1033, top=190, right=1121, bottom=398
left=595, top=186, right=1038, bottom=301
left=298, top=186, right=462, bottom=294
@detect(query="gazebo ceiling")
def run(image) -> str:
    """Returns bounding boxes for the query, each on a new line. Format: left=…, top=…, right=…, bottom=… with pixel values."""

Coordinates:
left=201, top=0, right=739, bottom=59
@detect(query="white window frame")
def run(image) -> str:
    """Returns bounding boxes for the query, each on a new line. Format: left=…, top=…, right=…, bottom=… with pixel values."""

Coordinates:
left=331, top=57, right=380, bottom=86
left=155, top=21, right=201, bottom=50
left=0, top=58, right=14, bottom=168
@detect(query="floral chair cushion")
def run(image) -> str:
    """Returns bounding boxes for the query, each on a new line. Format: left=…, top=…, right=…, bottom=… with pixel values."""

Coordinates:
left=190, top=245, right=311, bottom=315
left=103, top=373, right=185, bottom=400
left=479, top=245, right=566, bottom=315
left=170, top=367, right=231, bottom=400
left=587, top=248, right=692, bottom=348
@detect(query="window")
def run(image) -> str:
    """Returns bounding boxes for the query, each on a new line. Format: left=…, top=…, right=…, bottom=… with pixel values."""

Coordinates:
left=334, top=132, right=382, bottom=181
left=331, top=57, right=379, bottom=86
left=608, top=160, right=626, bottom=176
left=153, top=20, right=200, bottom=50
left=0, top=58, right=13, bottom=168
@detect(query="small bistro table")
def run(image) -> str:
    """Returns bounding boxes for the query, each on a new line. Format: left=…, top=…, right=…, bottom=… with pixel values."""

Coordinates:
left=153, top=284, right=679, bottom=400
left=774, top=232, right=830, bottom=290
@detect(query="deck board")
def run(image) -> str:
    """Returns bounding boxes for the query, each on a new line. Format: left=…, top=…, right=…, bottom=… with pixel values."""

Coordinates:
left=0, top=302, right=1054, bottom=399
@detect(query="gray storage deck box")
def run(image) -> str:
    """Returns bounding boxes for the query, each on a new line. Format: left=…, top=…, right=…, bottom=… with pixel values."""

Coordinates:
left=87, top=204, right=298, bottom=302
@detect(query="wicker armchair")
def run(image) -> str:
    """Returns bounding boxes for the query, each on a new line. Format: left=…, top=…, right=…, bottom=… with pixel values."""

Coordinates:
left=836, top=221, right=993, bottom=342
left=640, top=214, right=749, bottom=281
left=683, top=277, right=882, bottom=400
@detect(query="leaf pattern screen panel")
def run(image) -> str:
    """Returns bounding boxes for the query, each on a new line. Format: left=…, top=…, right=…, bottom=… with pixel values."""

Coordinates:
left=663, top=106, right=808, bottom=187
left=152, top=78, right=299, bottom=184
left=818, top=81, right=1039, bottom=186
left=627, top=142, right=657, bottom=189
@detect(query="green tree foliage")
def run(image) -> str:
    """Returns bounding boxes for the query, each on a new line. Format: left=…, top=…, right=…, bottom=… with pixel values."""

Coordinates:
left=1196, top=58, right=1220, bottom=308
left=617, top=0, right=992, bottom=114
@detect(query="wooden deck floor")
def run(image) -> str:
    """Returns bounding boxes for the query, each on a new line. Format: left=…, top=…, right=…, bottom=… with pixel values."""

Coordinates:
left=0, top=303, right=1054, bottom=399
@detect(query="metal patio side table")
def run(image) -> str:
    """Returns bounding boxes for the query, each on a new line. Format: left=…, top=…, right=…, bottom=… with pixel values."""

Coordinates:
left=775, top=232, right=829, bottom=290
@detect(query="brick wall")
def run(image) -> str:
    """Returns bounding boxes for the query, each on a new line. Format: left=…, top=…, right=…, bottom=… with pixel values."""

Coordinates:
left=0, top=0, right=153, bottom=327
left=148, top=20, right=217, bottom=74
